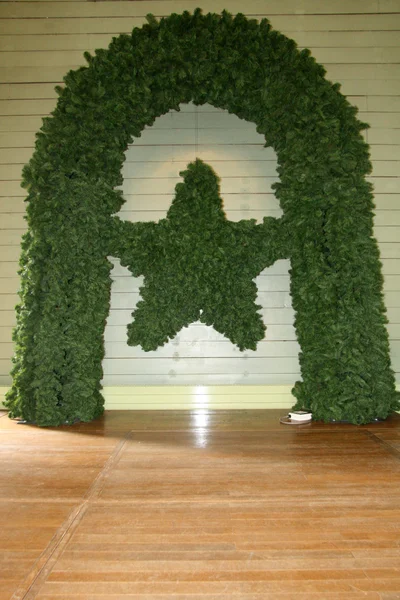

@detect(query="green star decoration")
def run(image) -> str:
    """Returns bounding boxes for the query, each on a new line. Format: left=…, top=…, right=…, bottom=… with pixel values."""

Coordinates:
left=112, top=159, right=286, bottom=352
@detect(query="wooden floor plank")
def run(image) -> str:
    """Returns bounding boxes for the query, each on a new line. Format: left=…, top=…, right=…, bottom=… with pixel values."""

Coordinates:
left=0, top=409, right=399, bottom=599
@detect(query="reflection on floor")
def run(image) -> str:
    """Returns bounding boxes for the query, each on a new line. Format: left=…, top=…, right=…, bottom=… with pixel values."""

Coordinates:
left=1, top=409, right=400, bottom=599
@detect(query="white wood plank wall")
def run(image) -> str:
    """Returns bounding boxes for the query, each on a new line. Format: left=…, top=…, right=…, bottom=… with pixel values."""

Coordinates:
left=0, top=1, right=399, bottom=408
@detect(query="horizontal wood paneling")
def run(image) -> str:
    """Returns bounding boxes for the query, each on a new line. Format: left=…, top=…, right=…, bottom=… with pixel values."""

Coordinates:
left=2, top=31, right=400, bottom=53
left=0, top=1, right=399, bottom=394
left=0, top=52, right=87, bottom=69
left=0, top=1, right=393, bottom=20
left=109, top=290, right=293, bottom=310
left=340, top=80, right=400, bottom=96
left=0, top=116, right=45, bottom=132
left=2, top=13, right=400, bottom=35
left=0, top=100, right=57, bottom=116
left=104, top=341, right=303, bottom=360
left=368, top=129, right=400, bottom=145
left=0, top=143, right=35, bottom=157
left=368, top=99, right=400, bottom=113
left=380, top=244, right=400, bottom=259
left=0, top=234, right=25, bottom=250
left=0, top=246, right=21, bottom=262
left=0, top=83, right=60, bottom=100
left=104, top=325, right=299, bottom=344
left=102, top=357, right=301, bottom=376
left=108, top=275, right=293, bottom=295
left=383, top=261, right=400, bottom=275
left=104, top=306, right=297, bottom=327
left=0, top=263, right=20, bottom=277
left=312, top=47, right=400, bottom=64
left=0, top=34, right=114, bottom=53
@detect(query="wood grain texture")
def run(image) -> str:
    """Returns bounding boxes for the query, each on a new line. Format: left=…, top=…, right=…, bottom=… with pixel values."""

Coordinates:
left=0, top=409, right=400, bottom=600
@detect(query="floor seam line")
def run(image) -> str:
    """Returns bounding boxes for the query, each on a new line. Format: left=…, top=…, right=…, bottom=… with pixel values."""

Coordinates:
left=10, top=430, right=132, bottom=600
left=365, top=429, right=400, bottom=461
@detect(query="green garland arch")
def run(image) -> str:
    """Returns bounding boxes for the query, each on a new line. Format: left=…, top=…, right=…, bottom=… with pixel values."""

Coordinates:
left=5, top=9, right=399, bottom=425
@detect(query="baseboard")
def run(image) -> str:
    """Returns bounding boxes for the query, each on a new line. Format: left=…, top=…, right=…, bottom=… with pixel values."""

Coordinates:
left=0, top=385, right=295, bottom=410
left=2, top=384, right=399, bottom=411
left=102, top=385, right=296, bottom=410
left=0, top=387, right=6, bottom=409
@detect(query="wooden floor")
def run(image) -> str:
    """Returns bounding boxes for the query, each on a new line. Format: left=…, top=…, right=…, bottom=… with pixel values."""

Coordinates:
left=1, top=409, right=400, bottom=600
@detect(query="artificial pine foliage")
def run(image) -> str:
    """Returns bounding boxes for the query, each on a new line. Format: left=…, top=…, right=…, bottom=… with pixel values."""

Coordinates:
left=111, top=159, right=285, bottom=352
left=5, top=9, right=399, bottom=425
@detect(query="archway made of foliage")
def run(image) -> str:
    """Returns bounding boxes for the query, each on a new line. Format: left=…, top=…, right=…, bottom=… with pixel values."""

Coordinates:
left=6, top=10, right=399, bottom=425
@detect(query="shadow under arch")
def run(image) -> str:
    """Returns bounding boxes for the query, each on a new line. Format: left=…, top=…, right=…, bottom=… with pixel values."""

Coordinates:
left=6, top=10, right=399, bottom=425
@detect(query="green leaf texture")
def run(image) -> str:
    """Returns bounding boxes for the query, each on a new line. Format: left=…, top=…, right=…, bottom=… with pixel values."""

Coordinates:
left=5, top=9, right=399, bottom=425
